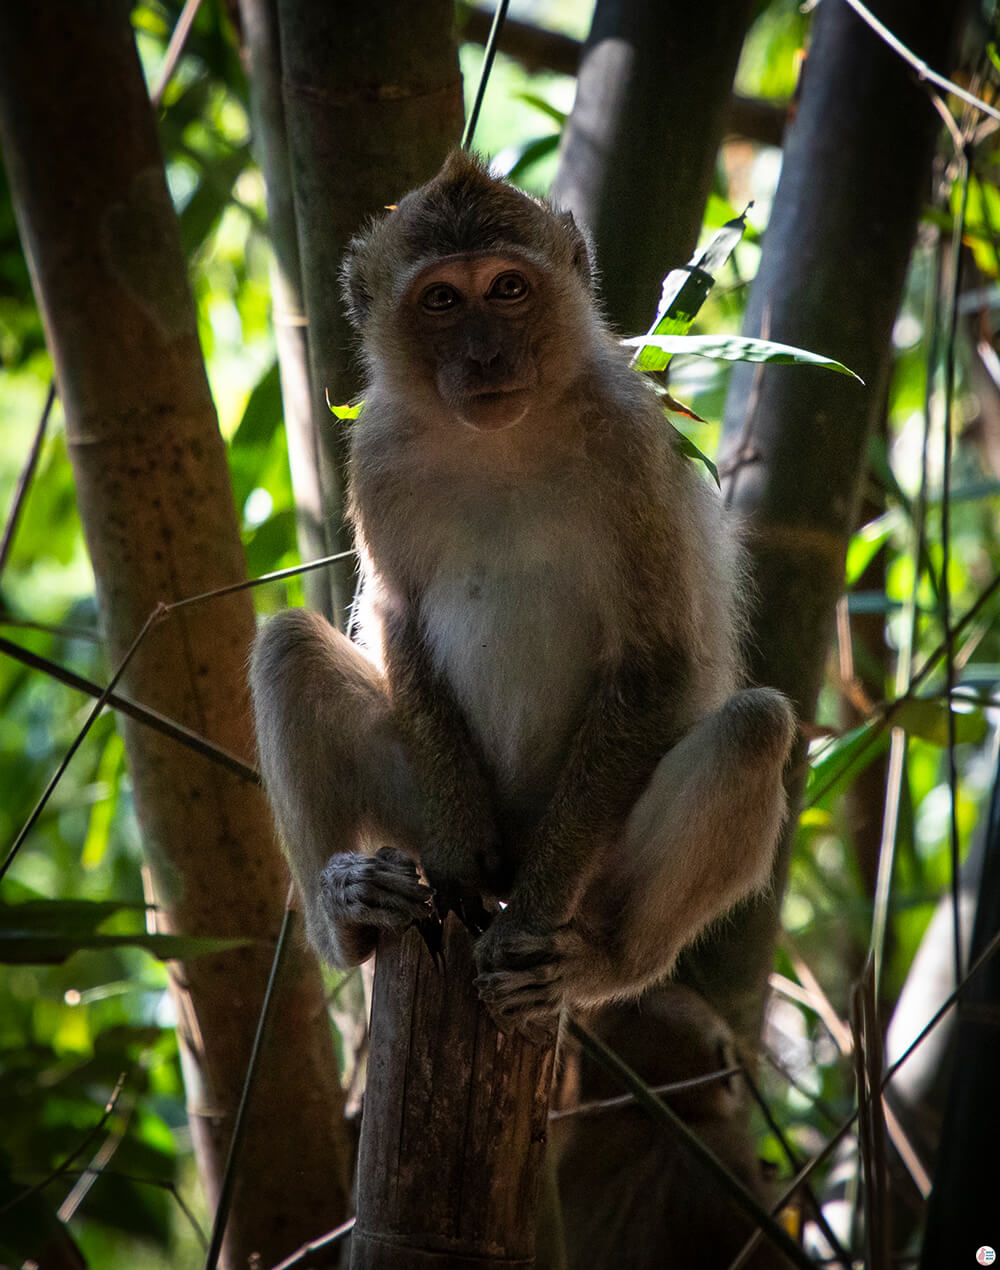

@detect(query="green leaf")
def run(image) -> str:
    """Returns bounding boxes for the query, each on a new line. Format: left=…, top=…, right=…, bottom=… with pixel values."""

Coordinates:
left=232, top=361, right=283, bottom=449
left=894, top=699, right=989, bottom=747
left=513, top=92, right=568, bottom=126
left=623, top=333, right=864, bottom=381
left=806, top=721, right=890, bottom=810
left=0, top=900, right=251, bottom=964
left=327, top=391, right=363, bottom=420
left=631, top=210, right=750, bottom=371
left=669, top=426, right=720, bottom=487
left=178, top=145, right=252, bottom=256
left=504, top=134, right=561, bottom=183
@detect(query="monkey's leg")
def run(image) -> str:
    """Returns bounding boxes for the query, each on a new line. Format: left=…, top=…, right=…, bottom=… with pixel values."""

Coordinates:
left=595, top=685, right=795, bottom=993
left=476, top=687, right=794, bottom=1029
left=250, top=609, right=431, bottom=968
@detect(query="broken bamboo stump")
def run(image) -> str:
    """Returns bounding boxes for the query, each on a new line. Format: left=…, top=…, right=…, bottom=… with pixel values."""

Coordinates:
left=350, top=913, right=556, bottom=1269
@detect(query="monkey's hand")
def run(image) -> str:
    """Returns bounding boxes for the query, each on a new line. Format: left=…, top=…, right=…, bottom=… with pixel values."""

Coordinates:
left=473, top=909, right=586, bottom=1045
left=319, top=847, right=434, bottom=959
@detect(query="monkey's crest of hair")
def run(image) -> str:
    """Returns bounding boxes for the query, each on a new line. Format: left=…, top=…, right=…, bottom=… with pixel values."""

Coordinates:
left=340, top=150, right=594, bottom=331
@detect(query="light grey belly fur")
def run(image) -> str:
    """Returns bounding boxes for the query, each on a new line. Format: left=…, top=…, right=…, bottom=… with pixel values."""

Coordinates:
left=422, top=563, right=598, bottom=808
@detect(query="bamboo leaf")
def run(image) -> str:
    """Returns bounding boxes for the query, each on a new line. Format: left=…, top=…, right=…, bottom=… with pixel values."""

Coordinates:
left=0, top=899, right=251, bottom=964
left=669, top=426, right=720, bottom=487
left=623, top=333, right=864, bottom=380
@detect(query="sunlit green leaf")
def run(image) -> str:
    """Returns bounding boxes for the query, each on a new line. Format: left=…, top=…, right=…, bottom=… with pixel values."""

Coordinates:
left=805, top=721, right=890, bottom=810
left=623, top=333, right=864, bottom=380
left=327, top=394, right=363, bottom=420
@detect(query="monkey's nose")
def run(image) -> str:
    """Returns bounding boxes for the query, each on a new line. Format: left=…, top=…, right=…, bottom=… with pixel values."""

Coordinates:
left=467, top=345, right=503, bottom=372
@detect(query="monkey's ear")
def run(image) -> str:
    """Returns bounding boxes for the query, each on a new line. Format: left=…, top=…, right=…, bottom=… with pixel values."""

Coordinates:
left=559, top=211, right=595, bottom=291
left=340, top=246, right=373, bottom=329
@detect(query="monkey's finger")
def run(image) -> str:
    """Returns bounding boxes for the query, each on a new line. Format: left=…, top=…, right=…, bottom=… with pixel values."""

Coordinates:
left=484, top=998, right=559, bottom=1046
left=373, top=845, right=419, bottom=870
left=477, top=940, right=561, bottom=974
left=475, top=969, right=562, bottom=1014
left=514, top=1014, right=559, bottom=1047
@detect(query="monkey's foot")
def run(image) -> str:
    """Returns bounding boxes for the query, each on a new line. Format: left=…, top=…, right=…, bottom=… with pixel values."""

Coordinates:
left=474, top=918, right=585, bottom=1045
left=320, top=846, right=434, bottom=932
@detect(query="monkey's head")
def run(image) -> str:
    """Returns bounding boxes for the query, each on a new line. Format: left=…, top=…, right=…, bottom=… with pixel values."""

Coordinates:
left=341, top=151, right=598, bottom=432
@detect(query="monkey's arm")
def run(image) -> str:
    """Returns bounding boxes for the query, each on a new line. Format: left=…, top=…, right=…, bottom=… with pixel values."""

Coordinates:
left=250, top=609, right=434, bottom=968
left=384, top=608, right=505, bottom=904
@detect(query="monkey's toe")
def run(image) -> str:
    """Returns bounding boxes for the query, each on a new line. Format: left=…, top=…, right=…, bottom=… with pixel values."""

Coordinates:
left=475, top=963, right=563, bottom=1043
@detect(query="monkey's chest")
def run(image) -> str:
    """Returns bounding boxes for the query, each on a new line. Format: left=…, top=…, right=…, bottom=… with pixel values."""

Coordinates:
left=422, top=564, right=600, bottom=799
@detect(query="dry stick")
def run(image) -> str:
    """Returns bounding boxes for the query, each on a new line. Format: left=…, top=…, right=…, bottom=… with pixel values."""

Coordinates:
left=0, top=635, right=259, bottom=784
left=941, top=152, right=971, bottom=988
left=547, top=1066, right=742, bottom=1121
left=566, top=1017, right=817, bottom=1270
left=269, top=1217, right=358, bottom=1270
left=0, top=381, right=56, bottom=578
left=853, top=971, right=891, bottom=1270
left=149, top=0, right=205, bottom=109
left=777, top=945, right=931, bottom=1200
left=57, top=1098, right=132, bottom=1222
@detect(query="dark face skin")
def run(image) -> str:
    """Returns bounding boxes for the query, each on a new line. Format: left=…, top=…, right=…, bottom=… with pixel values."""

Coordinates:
left=404, top=251, right=542, bottom=432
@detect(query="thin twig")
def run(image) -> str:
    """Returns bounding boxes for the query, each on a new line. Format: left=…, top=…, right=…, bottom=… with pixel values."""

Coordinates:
left=0, top=608, right=168, bottom=880
left=728, top=921, right=1000, bottom=1268
left=461, top=0, right=511, bottom=151
left=852, top=969, right=891, bottom=1270
left=567, top=1017, right=817, bottom=1270
left=0, top=614, right=102, bottom=641
left=941, top=150, right=971, bottom=987
left=268, top=1217, right=357, bottom=1270
left=548, top=1065, right=742, bottom=1121
left=0, top=381, right=56, bottom=579
left=204, top=894, right=296, bottom=1270
left=739, top=1062, right=853, bottom=1270
left=0, top=635, right=259, bottom=784
left=1, top=547, right=355, bottom=876
left=839, top=0, right=1000, bottom=124
left=803, top=568, right=1000, bottom=811
left=57, top=1099, right=133, bottom=1220
left=53, top=1168, right=208, bottom=1249
left=149, top=0, right=204, bottom=109
left=0, top=1072, right=127, bottom=1218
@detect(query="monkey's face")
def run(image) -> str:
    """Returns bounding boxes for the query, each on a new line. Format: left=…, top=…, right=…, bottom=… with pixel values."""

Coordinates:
left=403, top=252, right=544, bottom=432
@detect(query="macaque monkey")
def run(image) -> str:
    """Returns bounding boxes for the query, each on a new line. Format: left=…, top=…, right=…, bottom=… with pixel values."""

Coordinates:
left=250, top=151, right=795, bottom=1043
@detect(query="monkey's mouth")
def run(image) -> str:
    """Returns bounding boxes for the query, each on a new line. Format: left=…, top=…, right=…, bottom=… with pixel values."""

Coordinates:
left=457, top=387, right=531, bottom=431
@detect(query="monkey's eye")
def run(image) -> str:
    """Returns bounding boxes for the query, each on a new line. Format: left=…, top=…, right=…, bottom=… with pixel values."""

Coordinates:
left=420, top=283, right=461, bottom=312
left=487, top=271, right=530, bottom=303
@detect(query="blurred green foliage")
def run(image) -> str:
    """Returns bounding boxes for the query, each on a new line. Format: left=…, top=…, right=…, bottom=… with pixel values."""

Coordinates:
left=0, top=0, right=998, bottom=1265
